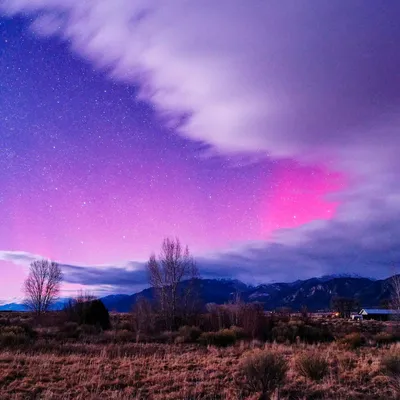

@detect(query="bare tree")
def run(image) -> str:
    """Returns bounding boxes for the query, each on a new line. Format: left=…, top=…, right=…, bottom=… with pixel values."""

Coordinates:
left=390, top=273, right=400, bottom=311
left=386, top=267, right=400, bottom=335
left=226, top=292, right=243, bottom=326
left=331, top=297, right=358, bottom=319
left=389, top=272, right=400, bottom=330
left=24, top=259, right=62, bottom=315
left=75, top=290, right=96, bottom=304
left=132, top=295, right=154, bottom=342
left=147, top=237, right=199, bottom=330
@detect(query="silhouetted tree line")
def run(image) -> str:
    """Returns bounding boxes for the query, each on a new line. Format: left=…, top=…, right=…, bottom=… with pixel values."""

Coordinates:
left=20, top=241, right=400, bottom=345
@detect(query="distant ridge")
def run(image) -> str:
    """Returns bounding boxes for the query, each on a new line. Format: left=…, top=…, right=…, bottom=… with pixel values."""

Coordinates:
left=0, top=275, right=394, bottom=312
left=317, top=273, right=377, bottom=282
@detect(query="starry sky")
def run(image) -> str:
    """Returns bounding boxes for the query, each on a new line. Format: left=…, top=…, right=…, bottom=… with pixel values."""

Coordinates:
left=1, top=1, right=400, bottom=300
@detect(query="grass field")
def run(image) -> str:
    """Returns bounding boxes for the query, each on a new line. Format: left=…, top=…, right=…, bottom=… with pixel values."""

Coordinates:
left=0, top=341, right=398, bottom=399
left=0, top=312, right=399, bottom=399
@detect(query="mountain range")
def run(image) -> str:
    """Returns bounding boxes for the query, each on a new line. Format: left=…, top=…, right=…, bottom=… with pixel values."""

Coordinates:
left=0, top=275, right=395, bottom=312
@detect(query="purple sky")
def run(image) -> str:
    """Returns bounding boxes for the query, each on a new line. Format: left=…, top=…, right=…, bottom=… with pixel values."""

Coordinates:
left=1, top=1, right=400, bottom=300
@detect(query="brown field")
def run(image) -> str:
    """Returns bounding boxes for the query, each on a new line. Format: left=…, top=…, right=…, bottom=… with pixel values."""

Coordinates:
left=0, top=312, right=399, bottom=399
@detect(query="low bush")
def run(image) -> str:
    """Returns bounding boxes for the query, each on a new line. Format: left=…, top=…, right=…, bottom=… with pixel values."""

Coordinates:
left=0, top=332, right=30, bottom=346
left=58, top=321, right=80, bottom=339
left=374, top=332, right=395, bottom=346
left=199, top=329, right=236, bottom=347
left=271, top=322, right=295, bottom=343
left=154, top=331, right=180, bottom=344
left=238, top=349, right=288, bottom=398
left=340, top=332, right=366, bottom=349
left=0, top=325, right=35, bottom=347
left=114, top=321, right=134, bottom=332
left=381, top=351, right=400, bottom=395
left=78, top=324, right=99, bottom=335
left=295, top=351, right=329, bottom=382
left=271, top=321, right=334, bottom=344
left=178, top=325, right=202, bottom=343
left=381, top=351, right=400, bottom=377
left=113, top=329, right=135, bottom=343
left=301, top=324, right=334, bottom=343
left=338, top=353, right=358, bottom=371
left=230, top=326, right=248, bottom=340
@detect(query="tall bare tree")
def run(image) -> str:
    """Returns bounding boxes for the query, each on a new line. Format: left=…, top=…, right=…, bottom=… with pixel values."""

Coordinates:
left=147, top=237, right=199, bottom=330
left=24, top=259, right=62, bottom=315
left=389, top=272, right=400, bottom=330
left=132, top=295, right=155, bottom=342
left=390, top=273, right=400, bottom=311
left=331, top=297, right=358, bottom=319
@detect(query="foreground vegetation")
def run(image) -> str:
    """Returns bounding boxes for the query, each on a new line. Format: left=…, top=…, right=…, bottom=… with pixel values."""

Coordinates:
left=0, top=312, right=399, bottom=399
left=8, top=242, right=398, bottom=398
left=0, top=339, right=398, bottom=399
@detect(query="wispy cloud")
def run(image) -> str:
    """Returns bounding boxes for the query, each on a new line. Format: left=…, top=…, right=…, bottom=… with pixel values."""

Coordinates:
left=0, top=250, right=42, bottom=265
left=61, top=262, right=147, bottom=293
left=2, top=204, right=398, bottom=295
left=0, top=251, right=147, bottom=294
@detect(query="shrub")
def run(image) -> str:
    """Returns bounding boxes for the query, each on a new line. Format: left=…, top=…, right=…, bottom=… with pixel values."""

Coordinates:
left=113, top=329, right=135, bottom=343
left=0, top=327, right=32, bottom=347
left=374, top=332, right=395, bottom=346
left=338, top=353, right=358, bottom=371
left=199, top=329, right=236, bottom=347
left=0, top=332, right=30, bottom=346
left=115, top=321, right=134, bottom=332
left=0, top=324, right=36, bottom=347
left=82, top=300, right=111, bottom=330
left=67, top=299, right=111, bottom=330
left=174, top=335, right=185, bottom=344
left=178, top=325, right=202, bottom=343
left=271, top=323, right=293, bottom=343
left=340, top=332, right=366, bottom=349
left=154, top=331, right=180, bottom=344
left=230, top=326, right=248, bottom=340
left=295, top=351, right=329, bottom=382
left=58, top=321, right=80, bottom=339
left=301, top=324, right=334, bottom=344
left=199, top=332, right=218, bottom=346
left=238, top=349, right=288, bottom=397
left=78, top=324, right=99, bottom=335
left=270, top=321, right=334, bottom=344
left=381, top=352, right=400, bottom=377
left=381, top=351, right=400, bottom=395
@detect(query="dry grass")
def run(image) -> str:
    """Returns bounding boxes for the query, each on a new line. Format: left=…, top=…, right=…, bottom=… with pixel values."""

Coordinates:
left=0, top=342, right=398, bottom=399
left=0, top=312, right=399, bottom=399
left=294, top=350, right=329, bottom=382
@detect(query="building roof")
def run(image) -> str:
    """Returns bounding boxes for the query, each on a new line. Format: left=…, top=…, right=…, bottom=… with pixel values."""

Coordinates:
left=359, top=308, right=400, bottom=315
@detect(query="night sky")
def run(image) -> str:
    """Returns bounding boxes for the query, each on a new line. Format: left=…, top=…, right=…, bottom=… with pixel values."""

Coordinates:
left=1, top=1, right=400, bottom=300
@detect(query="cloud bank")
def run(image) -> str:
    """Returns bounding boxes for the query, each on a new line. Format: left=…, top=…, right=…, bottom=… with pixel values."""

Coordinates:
left=1, top=1, right=400, bottom=283
left=2, top=220, right=398, bottom=296
left=1, top=1, right=399, bottom=196
left=0, top=1, right=398, bottom=169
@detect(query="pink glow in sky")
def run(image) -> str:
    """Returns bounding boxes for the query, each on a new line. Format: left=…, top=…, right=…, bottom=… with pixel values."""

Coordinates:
left=1, top=155, right=342, bottom=299
left=262, top=163, right=344, bottom=234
